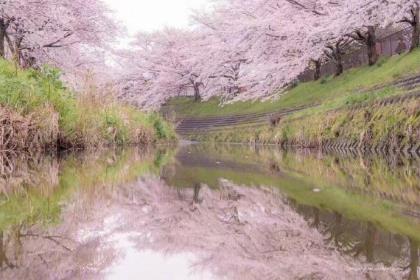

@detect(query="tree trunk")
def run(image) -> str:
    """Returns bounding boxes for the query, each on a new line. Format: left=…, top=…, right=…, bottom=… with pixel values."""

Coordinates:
left=335, top=54, right=343, bottom=76
left=0, top=20, right=6, bottom=58
left=0, top=29, right=5, bottom=58
left=366, top=26, right=378, bottom=66
left=13, top=36, right=23, bottom=68
left=193, top=84, right=201, bottom=102
left=313, top=60, right=321, bottom=81
left=410, top=6, right=420, bottom=51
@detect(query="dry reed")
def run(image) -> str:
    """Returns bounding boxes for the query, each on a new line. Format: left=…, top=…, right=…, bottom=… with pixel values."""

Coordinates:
left=0, top=105, right=59, bottom=152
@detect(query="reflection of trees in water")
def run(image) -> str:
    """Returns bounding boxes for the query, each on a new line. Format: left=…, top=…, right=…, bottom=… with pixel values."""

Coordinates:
left=174, top=182, right=203, bottom=207
left=0, top=152, right=59, bottom=196
left=0, top=225, right=76, bottom=272
left=268, top=161, right=282, bottom=175
left=0, top=147, right=163, bottom=198
left=311, top=208, right=320, bottom=228
left=160, top=163, right=176, bottom=181
left=193, top=183, right=203, bottom=204
left=298, top=204, right=420, bottom=279
left=323, top=212, right=345, bottom=247
left=86, top=178, right=405, bottom=279
left=171, top=144, right=420, bottom=278
left=407, top=239, right=419, bottom=280
left=285, top=149, right=420, bottom=206
left=175, top=145, right=420, bottom=278
left=307, top=208, right=377, bottom=261
left=1, top=175, right=411, bottom=280
left=0, top=231, right=15, bottom=269
left=345, top=222, right=377, bottom=263
left=0, top=217, right=118, bottom=279
left=0, top=148, right=167, bottom=279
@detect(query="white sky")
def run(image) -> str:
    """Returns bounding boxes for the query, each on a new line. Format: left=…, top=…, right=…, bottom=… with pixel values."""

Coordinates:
left=104, top=0, right=211, bottom=34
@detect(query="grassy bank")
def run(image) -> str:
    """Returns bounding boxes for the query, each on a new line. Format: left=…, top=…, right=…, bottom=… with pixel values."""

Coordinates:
left=172, top=50, right=420, bottom=150
left=166, top=50, right=420, bottom=118
left=0, top=60, right=176, bottom=151
left=192, top=98, right=420, bottom=150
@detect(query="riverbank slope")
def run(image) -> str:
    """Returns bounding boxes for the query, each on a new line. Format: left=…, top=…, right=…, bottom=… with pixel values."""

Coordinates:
left=167, top=50, right=420, bottom=153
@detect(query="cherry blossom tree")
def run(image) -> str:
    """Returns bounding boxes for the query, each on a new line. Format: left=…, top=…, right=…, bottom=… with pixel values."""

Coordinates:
left=116, top=28, right=219, bottom=109
left=329, top=0, right=420, bottom=65
left=397, top=1, right=420, bottom=51
left=0, top=0, right=118, bottom=77
left=115, top=0, right=420, bottom=108
left=200, top=0, right=339, bottom=99
left=0, top=9, right=12, bottom=58
left=347, top=26, right=378, bottom=66
left=191, top=15, right=255, bottom=101
left=373, top=0, right=420, bottom=52
left=324, top=38, right=352, bottom=76
left=117, top=0, right=343, bottom=106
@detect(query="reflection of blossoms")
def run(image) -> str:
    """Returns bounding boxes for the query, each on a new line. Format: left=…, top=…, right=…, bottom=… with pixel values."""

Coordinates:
left=80, top=177, right=404, bottom=280
left=0, top=176, right=409, bottom=279
left=0, top=224, right=116, bottom=280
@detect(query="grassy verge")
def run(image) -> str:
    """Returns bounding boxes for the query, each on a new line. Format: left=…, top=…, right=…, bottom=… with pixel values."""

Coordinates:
left=165, top=49, right=420, bottom=118
left=0, top=60, right=176, bottom=151
left=194, top=98, right=420, bottom=149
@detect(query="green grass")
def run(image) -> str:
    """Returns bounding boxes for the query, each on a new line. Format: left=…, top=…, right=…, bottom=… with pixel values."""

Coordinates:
left=179, top=50, right=420, bottom=147
left=191, top=96, right=420, bottom=148
left=166, top=50, right=420, bottom=118
left=0, top=60, right=176, bottom=149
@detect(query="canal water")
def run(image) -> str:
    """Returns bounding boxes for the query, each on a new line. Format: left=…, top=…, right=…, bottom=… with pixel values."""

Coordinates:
left=0, top=143, right=419, bottom=279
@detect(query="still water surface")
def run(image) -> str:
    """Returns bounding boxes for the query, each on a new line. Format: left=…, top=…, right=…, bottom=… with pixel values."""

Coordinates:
left=0, top=143, right=419, bottom=279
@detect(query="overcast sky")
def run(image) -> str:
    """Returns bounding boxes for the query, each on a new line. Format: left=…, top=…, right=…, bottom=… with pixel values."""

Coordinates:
left=104, top=0, right=211, bottom=34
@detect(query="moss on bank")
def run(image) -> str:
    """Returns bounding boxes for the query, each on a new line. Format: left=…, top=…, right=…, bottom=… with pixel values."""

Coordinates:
left=0, top=60, right=176, bottom=151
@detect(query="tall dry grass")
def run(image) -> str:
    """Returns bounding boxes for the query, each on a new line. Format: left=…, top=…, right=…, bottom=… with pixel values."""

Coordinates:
left=0, top=60, right=175, bottom=152
left=0, top=105, right=58, bottom=151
